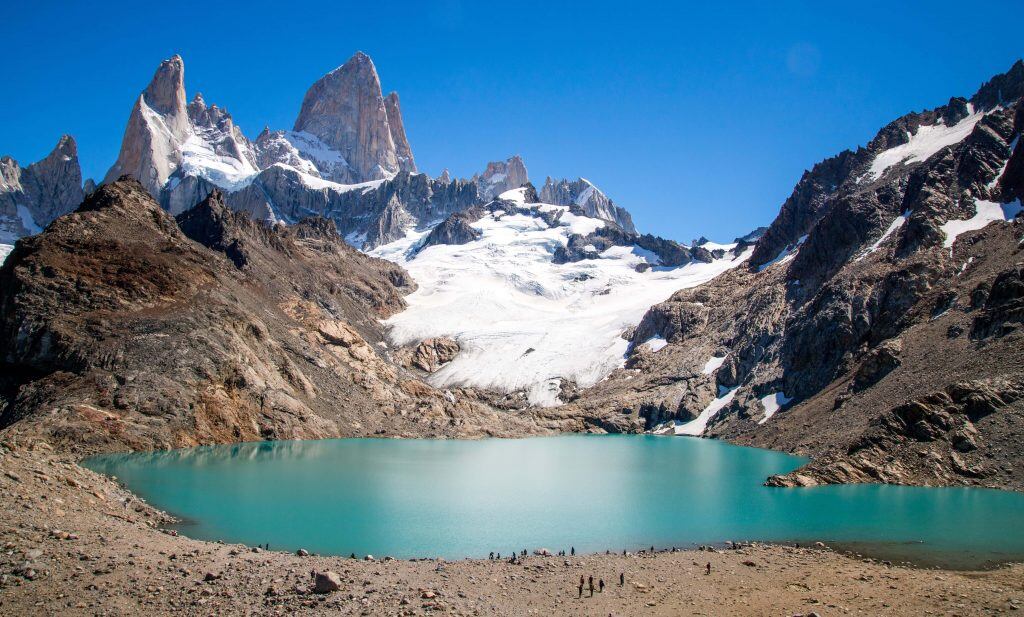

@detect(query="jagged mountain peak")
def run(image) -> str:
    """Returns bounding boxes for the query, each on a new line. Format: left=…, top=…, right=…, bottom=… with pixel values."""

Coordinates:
left=293, top=51, right=413, bottom=182
left=142, top=54, right=187, bottom=119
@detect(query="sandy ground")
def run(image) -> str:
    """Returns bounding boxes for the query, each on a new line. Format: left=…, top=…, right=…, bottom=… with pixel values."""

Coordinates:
left=1, top=442, right=1022, bottom=616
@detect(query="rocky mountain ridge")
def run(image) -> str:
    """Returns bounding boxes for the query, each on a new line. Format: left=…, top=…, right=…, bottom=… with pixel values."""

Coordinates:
left=554, top=59, right=1024, bottom=490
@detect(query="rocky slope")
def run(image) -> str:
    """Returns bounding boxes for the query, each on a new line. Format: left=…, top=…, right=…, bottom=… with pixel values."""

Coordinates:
left=557, top=60, right=1024, bottom=490
left=1, top=135, right=84, bottom=244
left=0, top=179, right=568, bottom=453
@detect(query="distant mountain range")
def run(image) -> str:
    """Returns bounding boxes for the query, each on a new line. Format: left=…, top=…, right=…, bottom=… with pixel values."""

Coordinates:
left=1, top=54, right=1022, bottom=491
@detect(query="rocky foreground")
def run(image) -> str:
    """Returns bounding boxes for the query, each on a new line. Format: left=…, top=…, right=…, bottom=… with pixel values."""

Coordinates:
left=1, top=442, right=1022, bottom=616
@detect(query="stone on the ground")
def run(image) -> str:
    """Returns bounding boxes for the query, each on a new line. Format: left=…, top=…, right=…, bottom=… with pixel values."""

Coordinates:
left=313, top=570, right=342, bottom=594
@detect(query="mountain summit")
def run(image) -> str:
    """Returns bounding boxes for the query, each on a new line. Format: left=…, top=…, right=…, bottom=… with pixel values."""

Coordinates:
left=294, top=51, right=416, bottom=182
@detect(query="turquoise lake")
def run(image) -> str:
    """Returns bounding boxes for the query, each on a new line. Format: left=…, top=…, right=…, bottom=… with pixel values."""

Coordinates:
left=83, top=435, right=1024, bottom=569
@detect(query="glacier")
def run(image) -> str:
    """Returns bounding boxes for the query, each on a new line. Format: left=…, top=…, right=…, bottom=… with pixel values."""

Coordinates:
left=372, top=190, right=750, bottom=406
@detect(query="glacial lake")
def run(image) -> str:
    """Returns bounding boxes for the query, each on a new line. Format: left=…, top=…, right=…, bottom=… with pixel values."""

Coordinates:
left=83, top=435, right=1024, bottom=569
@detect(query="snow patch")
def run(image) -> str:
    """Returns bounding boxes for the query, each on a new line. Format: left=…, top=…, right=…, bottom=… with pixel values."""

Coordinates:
left=666, top=386, right=738, bottom=436
left=644, top=336, right=668, bottom=352
left=757, top=235, right=806, bottom=272
left=702, top=354, right=727, bottom=375
left=16, top=205, right=41, bottom=235
left=868, top=107, right=985, bottom=180
left=757, top=392, right=792, bottom=425
left=856, top=210, right=909, bottom=260
left=941, top=199, right=1023, bottom=248
left=0, top=244, right=13, bottom=265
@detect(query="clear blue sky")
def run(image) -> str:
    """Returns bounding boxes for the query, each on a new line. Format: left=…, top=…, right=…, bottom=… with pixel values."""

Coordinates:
left=2, top=1, right=1020, bottom=243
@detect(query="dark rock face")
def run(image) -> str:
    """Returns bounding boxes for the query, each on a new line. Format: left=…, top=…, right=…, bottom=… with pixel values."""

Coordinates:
left=1, top=135, right=84, bottom=243
left=419, top=209, right=483, bottom=249
left=970, top=266, right=1024, bottom=339
left=554, top=224, right=713, bottom=267
left=226, top=168, right=481, bottom=249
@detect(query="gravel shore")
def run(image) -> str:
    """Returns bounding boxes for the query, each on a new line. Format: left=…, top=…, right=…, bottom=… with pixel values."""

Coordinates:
left=2, top=442, right=1022, bottom=616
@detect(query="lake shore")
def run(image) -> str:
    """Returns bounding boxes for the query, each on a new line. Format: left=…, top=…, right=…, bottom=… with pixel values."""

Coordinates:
left=2, top=443, right=1022, bottom=616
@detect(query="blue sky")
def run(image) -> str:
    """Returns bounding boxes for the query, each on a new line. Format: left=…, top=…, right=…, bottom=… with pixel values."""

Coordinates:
left=2, top=1, right=1021, bottom=242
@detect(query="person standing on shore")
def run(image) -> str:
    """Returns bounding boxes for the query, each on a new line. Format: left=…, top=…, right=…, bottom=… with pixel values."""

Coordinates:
left=599, top=579, right=605, bottom=593
left=619, top=572, right=624, bottom=586
left=571, top=546, right=575, bottom=556
left=705, top=562, right=712, bottom=575
left=588, top=576, right=594, bottom=597
left=578, top=581, right=583, bottom=598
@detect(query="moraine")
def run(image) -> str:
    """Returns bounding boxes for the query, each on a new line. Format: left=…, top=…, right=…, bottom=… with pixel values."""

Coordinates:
left=84, top=435, right=1024, bottom=569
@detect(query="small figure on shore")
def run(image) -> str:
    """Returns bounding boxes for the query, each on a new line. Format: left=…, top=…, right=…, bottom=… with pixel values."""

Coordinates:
left=705, top=562, right=712, bottom=575
left=588, top=576, right=595, bottom=596
left=578, top=581, right=583, bottom=598
left=571, top=546, right=575, bottom=556
left=489, top=551, right=494, bottom=560
left=619, top=572, right=624, bottom=586
left=599, top=578, right=605, bottom=593
left=650, top=545, right=655, bottom=554
left=496, top=552, right=500, bottom=560
left=580, top=575, right=585, bottom=587
left=350, top=552, right=356, bottom=559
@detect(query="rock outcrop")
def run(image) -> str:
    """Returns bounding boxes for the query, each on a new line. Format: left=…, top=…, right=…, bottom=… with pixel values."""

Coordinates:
left=1, top=135, right=84, bottom=243
left=474, top=156, right=529, bottom=201
left=418, top=208, right=483, bottom=249
left=409, top=337, right=461, bottom=373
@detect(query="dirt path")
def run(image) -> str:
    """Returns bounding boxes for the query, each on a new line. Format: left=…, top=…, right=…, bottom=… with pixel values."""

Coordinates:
left=1, top=443, right=1021, bottom=616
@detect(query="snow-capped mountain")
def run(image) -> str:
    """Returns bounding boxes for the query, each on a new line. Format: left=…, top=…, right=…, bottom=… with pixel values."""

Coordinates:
left=540, top=176, right=635, bottom=233
left=372, top=187, right=749, bottom=406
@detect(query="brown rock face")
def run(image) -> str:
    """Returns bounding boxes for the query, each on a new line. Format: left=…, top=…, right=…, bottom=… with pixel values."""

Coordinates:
left=293, top=52, right=412, bottom=182
left=410, top=338, right=461, bottom=373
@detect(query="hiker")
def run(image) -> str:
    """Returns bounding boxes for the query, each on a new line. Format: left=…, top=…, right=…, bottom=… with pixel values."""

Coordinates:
left=578, top=581, right=583, bottom=598
left=580, top=575, right=585, bottom=587
left=619, top=572, right=624, bottom=586
left=599, top=579, right=605, bottom=593
left=705, top=562, right=711, bottom=575
left=588, top=576, right=595, bottom=596
left=571, top=546, right=575, bottom=556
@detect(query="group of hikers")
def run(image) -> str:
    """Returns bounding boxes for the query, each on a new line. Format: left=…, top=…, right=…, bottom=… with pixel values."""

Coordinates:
left=577, top=574, right=609, bottom=598
left=483, top=544, right=714, bottom=598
